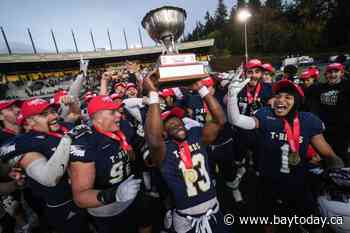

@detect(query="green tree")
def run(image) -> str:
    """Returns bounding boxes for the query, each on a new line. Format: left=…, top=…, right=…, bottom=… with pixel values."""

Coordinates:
left=265, top=0, right=282, bottom=10
left=203, top=11, right=215, bottom=35
left=214, top=0, right=228, bottom=30
left=249, top=0, right=262, bottom=9
left=237, top=0, right=247, bottom=8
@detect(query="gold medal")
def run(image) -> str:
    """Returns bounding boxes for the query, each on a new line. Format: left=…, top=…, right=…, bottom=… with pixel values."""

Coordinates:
left=288, top=152, right=301, bottom=166
left=184, top=169, right=198, bottom=183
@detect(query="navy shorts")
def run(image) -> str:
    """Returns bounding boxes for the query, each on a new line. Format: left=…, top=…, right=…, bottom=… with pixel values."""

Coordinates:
left=92, top=193, right=156, bottom=233
left=45, top=200, right=90, bottom=233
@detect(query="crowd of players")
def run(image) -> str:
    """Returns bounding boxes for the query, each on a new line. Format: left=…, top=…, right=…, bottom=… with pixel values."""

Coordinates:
left=0, top=57, right=349, bottom=233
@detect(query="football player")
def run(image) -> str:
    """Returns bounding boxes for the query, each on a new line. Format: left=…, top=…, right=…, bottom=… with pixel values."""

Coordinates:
left=143, top=72, right=230, bottom=233
left=227, top=76, right=344, bottom=233
left=69, top=95, right=154, bottom=233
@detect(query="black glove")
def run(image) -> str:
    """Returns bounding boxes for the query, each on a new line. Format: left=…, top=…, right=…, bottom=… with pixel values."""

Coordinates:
left=66, top=125, right=92, bottom=140
left=324, top=155, right=344, bottom=170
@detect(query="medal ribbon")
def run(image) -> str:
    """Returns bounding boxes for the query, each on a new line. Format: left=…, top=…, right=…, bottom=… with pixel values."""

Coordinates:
left=32, top=125, right=68, bottom=138
left=175, top=140, right=193, bottom=169
left=2, top=128, right=17, bottom=135
left=94, top=125, right=132, bottom=152
left=283, top=113, right=300, bottom=153
left=246, top=82, right=262, bottom=105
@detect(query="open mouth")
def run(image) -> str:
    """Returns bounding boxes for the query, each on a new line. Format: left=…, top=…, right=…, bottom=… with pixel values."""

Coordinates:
left=275, top=104, right=287, bottom=114
left=48, top=119, right=58, bottom=126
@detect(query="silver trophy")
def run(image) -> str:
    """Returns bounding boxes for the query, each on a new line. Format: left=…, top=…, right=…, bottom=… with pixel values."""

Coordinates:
left=142, top=6, right=208, bottom=85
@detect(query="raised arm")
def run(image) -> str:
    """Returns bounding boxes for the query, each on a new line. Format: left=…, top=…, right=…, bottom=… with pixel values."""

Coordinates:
left=192, top=81, right=225, bottom=145
left=99, top=72, right=112, bottom=96
left=226, top=67, right=259, bottom=130
left=60, top=59, right=88, bottom=120
left=122, top=98, right=146, bottom=123
left=143, top=72, right=166, bottom=165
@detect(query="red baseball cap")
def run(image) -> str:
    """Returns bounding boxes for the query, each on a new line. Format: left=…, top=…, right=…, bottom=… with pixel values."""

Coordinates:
left=159, top=88, right=175, bottom=98
left=126, top=83, right=137, bottom=90
left=83, top=91, right=97, bottom=103
left=300, top=68, right=320, bottom=80
left=110, top=93, right=124, bottom=100
left=246, top=59, right=263, bottom=70
left=0, top=100, right=18, bottom=111
left=161, top=107, right=185, bottom=121
left=21, top=98, right=54, bottom=119
left=273, top=80, right=304, bottom=98
left=325, top=63, right=344, bottom=73
left=114, top=82, right=127, bottom=89
left=262, top=63, right=274, bottom=73
left=51, top=90, right=68, bottom=105
left=201, top=77, right=214, bottom=87
left=87, top=95, right=123, bottom=117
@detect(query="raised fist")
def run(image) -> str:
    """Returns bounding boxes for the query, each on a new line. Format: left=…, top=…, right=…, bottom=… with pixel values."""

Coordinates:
left=143, top=70, right=159, bottom=93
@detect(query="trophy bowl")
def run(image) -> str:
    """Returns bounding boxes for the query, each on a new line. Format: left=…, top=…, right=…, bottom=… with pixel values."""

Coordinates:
left=142, top=6, right=208, bottom=86
left=141, top=6, right=187, bottom=45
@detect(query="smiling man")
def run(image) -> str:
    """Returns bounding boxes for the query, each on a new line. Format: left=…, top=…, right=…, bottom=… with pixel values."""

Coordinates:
left=69, top=95, right=154, bottom=233
left=308, top=63, right=350, bottom=166
left=0, top=98, right=91, bottom=233
left=237, top=59, right=272, bottom=116
left=227, top=78, right=344, bottom=233
left=143, top=72, right=230, bottom=233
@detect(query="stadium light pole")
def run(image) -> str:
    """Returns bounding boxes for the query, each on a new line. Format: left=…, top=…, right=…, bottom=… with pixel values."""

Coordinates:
left=237, top=8, right=252, bottom=63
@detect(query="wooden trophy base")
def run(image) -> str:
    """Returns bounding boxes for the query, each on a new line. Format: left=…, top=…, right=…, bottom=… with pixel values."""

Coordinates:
left=157, top=61, right=208, bottom=88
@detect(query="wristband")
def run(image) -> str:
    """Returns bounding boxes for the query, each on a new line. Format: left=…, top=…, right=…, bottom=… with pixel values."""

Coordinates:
left=198, top=86, right=210, bottom=98
left=148, top=91, right=159, bottom=105
left=97, top=186, right=117, bottom=205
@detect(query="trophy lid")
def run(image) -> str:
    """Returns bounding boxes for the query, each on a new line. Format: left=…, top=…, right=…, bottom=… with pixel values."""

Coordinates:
left=142, top=6, right=187, bottom=44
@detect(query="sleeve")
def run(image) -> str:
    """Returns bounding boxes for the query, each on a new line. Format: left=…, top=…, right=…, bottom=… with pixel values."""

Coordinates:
left=0, top=135, right=43, bottom=167
left=254, top=107, right=271, bottom=131
left=14, top=134, right=43, bottom=155
left=69, top=136, right=95, bottom=163
left=262, top=84, right=273, bottom=104
left=189, top=126, right=203, bottom=140
left=304, top=112, right=324, bottom=137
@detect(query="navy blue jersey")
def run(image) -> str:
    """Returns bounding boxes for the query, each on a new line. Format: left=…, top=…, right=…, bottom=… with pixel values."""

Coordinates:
left=0, top=130, right=16, bottom=146
left=70, top=128, right=133, bottom=190
left=254, top=107, right=324, bottom=183
left=160, top=127, right=216, bottom=210
left=184, top=93, right=207, bottom=124
left=311, top=80, right=350, bottom=131
left=238, top=82, right=272, bottom=116
left=14, top=125, right=74, bottom=205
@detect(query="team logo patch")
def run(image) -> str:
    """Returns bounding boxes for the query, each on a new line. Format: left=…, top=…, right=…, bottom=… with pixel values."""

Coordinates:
left=70, top=145, right=85, bottom=157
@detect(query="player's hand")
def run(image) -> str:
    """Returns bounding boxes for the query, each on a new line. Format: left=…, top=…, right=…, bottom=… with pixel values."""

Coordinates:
left=126, top=61, right=139, bottom=73
left=190, top=80, right=204, bottom=92
left=228, top=64, right=249, bottom=97
left=101, top=72, right=112, bottom=82
left=143, top=70, right=159, bottom=93
left=60, top=95, right=76, bottom=106
left=115, top=175, right=142, bottom=202
left=66, top=125, right=92, bottom=140
left=8, top=167, right=26, bottom=186
left=1, top=195, right=19, bottom=217
left=80, top=57, right=89, bottom=77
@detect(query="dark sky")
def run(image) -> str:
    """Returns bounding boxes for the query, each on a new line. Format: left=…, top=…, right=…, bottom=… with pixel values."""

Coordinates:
left=0, top=0, right=235, bottom=53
